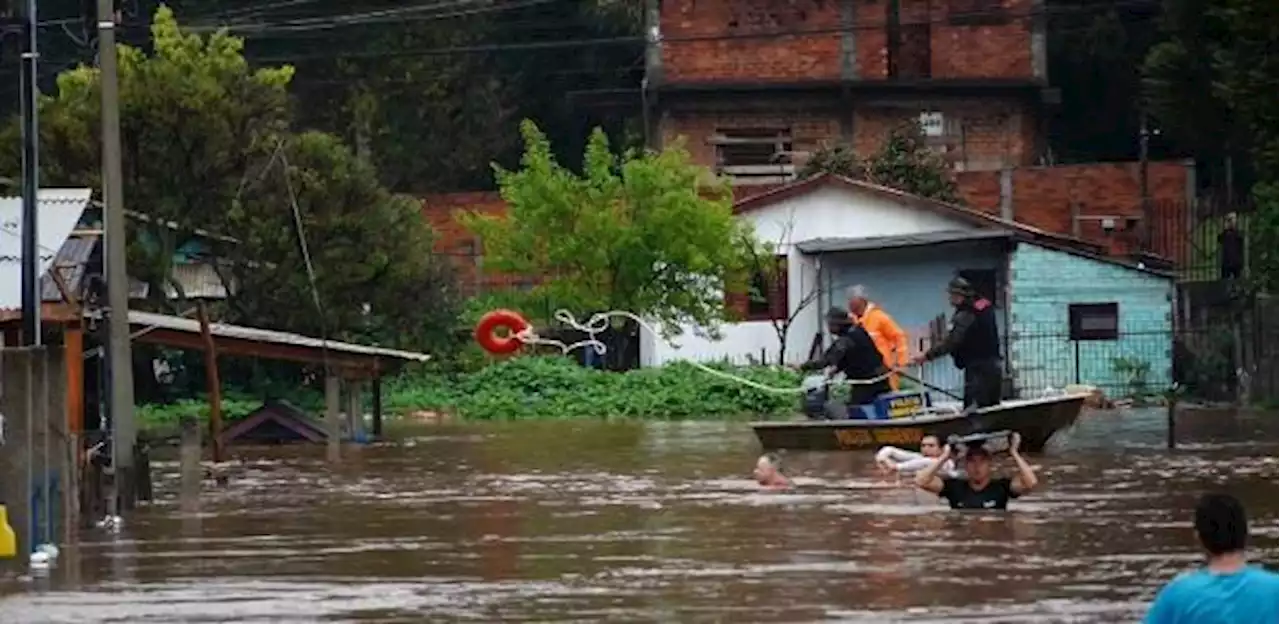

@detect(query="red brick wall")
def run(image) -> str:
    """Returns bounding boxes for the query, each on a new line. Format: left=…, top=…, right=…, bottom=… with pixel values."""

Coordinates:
left=956, top=161, right=1191, bottom=256
left=661, top=0, right=1036, bottom=84
left=854, top=99, right=1038, bottom=170
left=925, top=0, right=1034, bottom=80
left=662, top=108, right=845, bottom=168
left=421, top=192, right=533, bottom=295
left=661, top=0, right=843, bottom=83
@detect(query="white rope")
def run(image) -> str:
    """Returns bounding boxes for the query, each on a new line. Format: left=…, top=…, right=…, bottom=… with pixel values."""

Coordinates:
left=513, top=309, right=895, bottom=395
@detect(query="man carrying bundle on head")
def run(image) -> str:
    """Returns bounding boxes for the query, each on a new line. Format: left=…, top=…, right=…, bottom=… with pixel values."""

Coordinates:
left=798, top=306, right=893, bottom=419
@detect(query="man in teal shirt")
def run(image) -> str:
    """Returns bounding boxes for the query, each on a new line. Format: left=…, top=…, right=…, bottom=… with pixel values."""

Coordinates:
left=1144, top=493, right=1279, bottom=623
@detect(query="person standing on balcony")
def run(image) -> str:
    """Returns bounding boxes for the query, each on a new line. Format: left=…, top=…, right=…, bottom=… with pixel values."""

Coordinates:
left=1219, top=212, right=1244, bottom=282
left=848, top=285, right=909, bottom=391
left=909, top=276, right=1003, bottom=409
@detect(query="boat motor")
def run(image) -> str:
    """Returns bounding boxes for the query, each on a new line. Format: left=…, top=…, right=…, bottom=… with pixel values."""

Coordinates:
left=801, top=374, right=829, bottom=420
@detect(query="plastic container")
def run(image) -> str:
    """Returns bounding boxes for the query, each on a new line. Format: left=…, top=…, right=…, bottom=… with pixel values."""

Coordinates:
left=0, top=504, right=16, bottom=559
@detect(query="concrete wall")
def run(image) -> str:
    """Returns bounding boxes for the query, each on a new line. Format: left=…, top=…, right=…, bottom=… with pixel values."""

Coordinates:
left=0, top=347, right=72, bottom=562
left=1008, top=243, right=1174, bottom=396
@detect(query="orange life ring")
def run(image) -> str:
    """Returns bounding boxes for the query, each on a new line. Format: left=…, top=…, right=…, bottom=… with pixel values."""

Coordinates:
left=474, top=309, right=530, bottom=355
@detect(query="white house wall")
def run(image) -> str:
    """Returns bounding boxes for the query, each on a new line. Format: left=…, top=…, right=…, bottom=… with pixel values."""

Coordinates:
left=641, top=185, right=981, bottom=367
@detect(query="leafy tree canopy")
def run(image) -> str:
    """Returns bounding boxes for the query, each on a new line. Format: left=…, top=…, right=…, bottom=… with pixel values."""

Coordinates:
left=0, top=6, right=457, bottom=350
left=799, top=123, right=960, bottom=203
left=460, top=120, right=749, bottom=335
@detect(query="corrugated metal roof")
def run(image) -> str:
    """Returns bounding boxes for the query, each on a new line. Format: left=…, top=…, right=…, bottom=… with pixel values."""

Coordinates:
left=795, top=229, right=1012, bottom=254
left=39, top=234, right=97, bottom=302
left=163, top=262, right=231, bottom=300
left=0, top=188, right=94, bottom=309
left=128, top=310, right=431, bottom=362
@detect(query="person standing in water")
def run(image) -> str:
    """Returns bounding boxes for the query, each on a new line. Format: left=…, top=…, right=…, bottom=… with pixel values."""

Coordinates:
left=1144, top=493, right=1279, bottom=624
left=875, top=434, right=958, bottom=477
left=914, top=432, right=1036, bottom=510
left=753, top=453, right=791, bottom=490
left=847, top=285, right=909, bottom=391
left=909, top=276, right=1003, bottom=409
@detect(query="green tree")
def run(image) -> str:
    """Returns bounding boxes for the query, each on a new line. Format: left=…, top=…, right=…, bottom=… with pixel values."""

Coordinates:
left=1141, top=0, right=1249, bottom=190
left=1047, top=4, right=1161, bottom=162
left=0, top=7, right=458, bottom=350
left=1208, top=0, right=1280, bottom=294
left=800, top=123, right=960, bottom=203
left=460, top=120, right=749, bottom=366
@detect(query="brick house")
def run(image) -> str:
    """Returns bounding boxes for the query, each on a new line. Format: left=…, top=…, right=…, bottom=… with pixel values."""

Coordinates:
left=644, top=0, right=1193, bottom=256
left=426, top=0, right=1200, bottom=294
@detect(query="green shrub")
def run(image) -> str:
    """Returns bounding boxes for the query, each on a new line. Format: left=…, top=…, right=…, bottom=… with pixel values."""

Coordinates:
left=387, top=355, right=806, bottom=420
left=136, top=396, right=261, bottom=431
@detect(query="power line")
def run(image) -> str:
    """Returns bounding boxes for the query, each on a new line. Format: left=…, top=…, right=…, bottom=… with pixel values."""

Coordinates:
left=225, top=0, right=1163, bottom=63
left=184, top=0, right=553, bottom=34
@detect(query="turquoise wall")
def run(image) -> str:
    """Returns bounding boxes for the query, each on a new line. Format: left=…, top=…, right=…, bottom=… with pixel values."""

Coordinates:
left=1009, top=243, right=1173, bottom=397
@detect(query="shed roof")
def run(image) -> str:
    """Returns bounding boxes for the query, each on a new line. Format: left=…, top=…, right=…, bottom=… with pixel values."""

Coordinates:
left=795, top=230, right=1012, bottom=254
left=0, top=188, right=94, bottom=310
left=734, top=173, right=1107, bottom=253
left=740, top=174, right=1172, bottom=278
left=126, top=310, right=430, bottom=375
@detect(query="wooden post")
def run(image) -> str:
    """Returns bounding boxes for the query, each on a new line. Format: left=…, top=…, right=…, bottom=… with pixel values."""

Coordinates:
left=346, top=380, right=362, bottom=442
left=325, top=374, right=341, bottom=464
left=65, top=326, right=84, bottom=434
left=371, top=375, right=383, bottom=438
left=178, top=416, right=201, bottom=513
left=196, top=303, right=225, bottom=464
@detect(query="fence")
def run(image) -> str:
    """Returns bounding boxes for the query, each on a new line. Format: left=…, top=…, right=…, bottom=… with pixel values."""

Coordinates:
left=910, top=319, right=1269, bottom=403
left=1147, top=198, right=1260, bottom=283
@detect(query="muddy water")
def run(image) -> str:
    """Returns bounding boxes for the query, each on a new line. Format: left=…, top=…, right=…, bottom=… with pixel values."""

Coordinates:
left=1, top=408, right=1276, bottom=623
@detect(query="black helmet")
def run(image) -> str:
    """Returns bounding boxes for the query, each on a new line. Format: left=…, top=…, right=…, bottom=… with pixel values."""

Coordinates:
left=824, top=306, right=853, bottom=325
left=947, top=276, right=975, bottom=297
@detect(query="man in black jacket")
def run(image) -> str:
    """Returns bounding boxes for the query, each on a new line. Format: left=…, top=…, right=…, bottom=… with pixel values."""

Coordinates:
left=910, top=276, right=1003, bottom=409
left=800, top=307, right=892, bottom=416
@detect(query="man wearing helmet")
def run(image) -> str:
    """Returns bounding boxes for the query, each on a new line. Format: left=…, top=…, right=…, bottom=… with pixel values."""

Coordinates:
left=909, top=276, right=1003, bottom=409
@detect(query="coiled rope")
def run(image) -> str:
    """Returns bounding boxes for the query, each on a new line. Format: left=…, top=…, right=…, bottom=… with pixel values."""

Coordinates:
left=513, top=309, right=897, bottom=394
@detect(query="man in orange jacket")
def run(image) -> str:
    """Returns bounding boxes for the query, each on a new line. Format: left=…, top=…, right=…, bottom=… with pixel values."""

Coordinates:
left=848, top=285, right=909, bottom=390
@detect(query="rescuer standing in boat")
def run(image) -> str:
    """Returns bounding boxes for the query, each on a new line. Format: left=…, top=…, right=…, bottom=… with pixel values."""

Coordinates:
left=847, top=285, right=909, bottom=391
left=909, top=276, right=1003, bottom=409
left=799, top=307, right=892, bottom=416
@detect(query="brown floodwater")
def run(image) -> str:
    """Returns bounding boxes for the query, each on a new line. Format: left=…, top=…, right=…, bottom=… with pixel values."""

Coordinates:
left=0, top=408, right=1276, bottom=623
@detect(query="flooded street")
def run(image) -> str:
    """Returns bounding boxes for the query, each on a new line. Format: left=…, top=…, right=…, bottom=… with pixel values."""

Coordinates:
left=1, top=408, right=1276, bottom=623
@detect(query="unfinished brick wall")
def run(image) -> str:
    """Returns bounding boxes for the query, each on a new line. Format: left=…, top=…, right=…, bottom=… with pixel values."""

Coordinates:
left=956, top=161, right=1192, bottom=256
left=660, top=0, right=1037, bottom=84
left=660, top=0, right=843, bottom=83
left=853, top=99, right=1040, bottom=170
left=421, top=192, right=533, bottom=296
left=661, top=108, right=845, bottom=168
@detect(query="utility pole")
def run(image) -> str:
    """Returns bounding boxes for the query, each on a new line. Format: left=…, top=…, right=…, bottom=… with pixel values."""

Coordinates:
left=18, top=0, right=39, bottom=345
left=1138, top=111, right=1152, bottom=253
left=97, top=0, right=136, bottom=511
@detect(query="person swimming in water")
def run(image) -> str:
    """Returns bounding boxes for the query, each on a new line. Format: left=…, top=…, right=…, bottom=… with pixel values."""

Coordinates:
left=875, top=434, right=959, bottom=478
left=753, top=453, right=791, bottom=490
